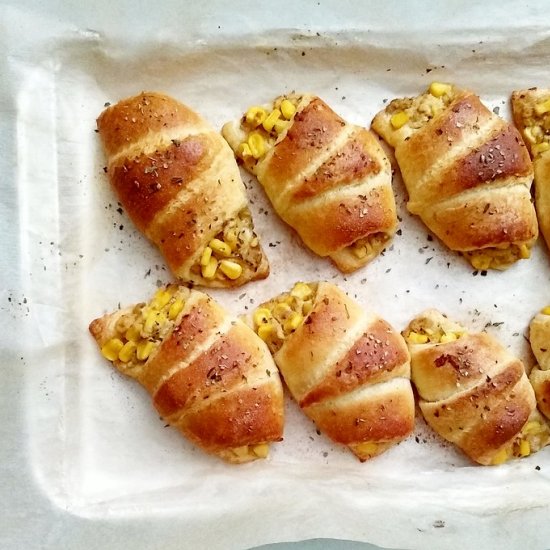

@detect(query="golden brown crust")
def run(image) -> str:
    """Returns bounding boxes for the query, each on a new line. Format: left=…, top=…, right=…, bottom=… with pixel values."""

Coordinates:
left=406, top=309, right=541, bottom=465
left=222, top=95, right=397, bottom=272
left=372, top=85, right=537, bottom=268
left=97, top=91, right=269, bottom=287
left=89, top=286, right=284, bottom=463
left=267, top=282, right=413, bottom=461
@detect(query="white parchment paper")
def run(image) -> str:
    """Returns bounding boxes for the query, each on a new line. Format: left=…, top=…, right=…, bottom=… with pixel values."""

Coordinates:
left=3, top=2, right=550, bottom=549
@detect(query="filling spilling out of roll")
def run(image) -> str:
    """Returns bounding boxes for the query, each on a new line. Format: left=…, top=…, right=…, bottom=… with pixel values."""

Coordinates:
left=222, top=94, right=398, bottom=273
left=89, top=284, right=284, bottom=463
left=249, top=281, right=415, bottom=461
left=528, top=306, right=550, bottom=420
left=372, top=82, right=538, bottom=271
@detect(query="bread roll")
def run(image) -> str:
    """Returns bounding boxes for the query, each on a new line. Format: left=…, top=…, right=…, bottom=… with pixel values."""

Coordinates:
left=528, top=306, right=550, bottom=420
left=404, top=309, right=549, bottom=465
left=97, top=92, right=269, bottom=287
left=372, top=82, right=537, bottom=270
left=89, top=284, right=284, bottom=463
left=249, top=281, right=414, bottom=461
left=222, top=94, right=397, bottom=272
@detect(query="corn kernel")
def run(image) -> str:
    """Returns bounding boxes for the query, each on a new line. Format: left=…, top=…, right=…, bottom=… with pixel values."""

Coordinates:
left=257, top=323, right=273, bottom=342
left=209, top=238, right=232, bottom=257
left=224, top=228, right=238, bottom=249
left=302, top=301, right=314, bottom=315
left=470, top=254, right=492, bottom=270
left=168, top=299, right=184, bottom=320
left=429, top=82, right=452, bottom=98
left=252, top=443, right=269, bottom=458
left=232, top=445, right=249, bottom=458
left=115, top=315, right=133, bottom=334
left=406, top=331, right=429, bottom=344
left=519, top=439, right=531, bottom=457
left=273, top=120, right=289, bottom=134
left=201, top=257, right=218, bottom=279
left=523, top=127, right=538, bottom=144
left=273, top=302, right=292, bottom=319
left=237, top=142, right=253, bottom=159
left=125, top=324, right=141, bottom=342
left=440, top=332, right=458, bottom=344
left=280, top=99, right=296, bottom=120
left=535, top=98, right=550, bottom=116
left=390, top=111, right=409, bottom=129
left=541, top=306, right=550, bottom=315
left=143, top=309, right=159, bottom=335
left=101, top=338, right=124, bottom=361
left=523, top=421, right=541, bottom=435
left=532, top=141, right=550, bottom=156
left=519, top=244, right=531, bottom=259
left=118, top=340, right=137, bottom=363
left=354, top=441, right=379, bottom=455
left=262, top=109, right=281, bottom=132
left=491, top=447, right=509, bottom=465
left=353, top=245, right=367, bottom=259
left=253, top=308, right=272, bottom=327
left=284, top=312, right=303, bottom=332
left=219, top=259, right=243, bottom=280
left=245, top=106, right=267, bottom=127
left=151, top=288, right=171, bottom=309
left=247, top=132, right=265, bottom=159
left=137, top=340, right=155, bottom=361
left=200, top=246, right=213, bottom=266
left=290, top=282, right=312, bottom=300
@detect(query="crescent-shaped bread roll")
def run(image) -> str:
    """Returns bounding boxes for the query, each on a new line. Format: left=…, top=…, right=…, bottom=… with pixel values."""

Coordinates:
left=248, top=281, right=414, bottom=461
left=511, top=87, right=550, bottom=251
left=528, top=306, right=550, bottom=420
left=404, top=309, right=549, bottom=465
left=89, top=284, right=284, bottom=463
left=222, top=94, right=397, bottom=273
left=97, top=92, right=269, bottom=287
left=372, top=82, right=537, bottom=270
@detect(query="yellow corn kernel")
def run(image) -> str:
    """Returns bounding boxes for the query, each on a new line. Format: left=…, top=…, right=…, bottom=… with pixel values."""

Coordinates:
left=440, top=332, right=458, bottom=344
left=253, top=308, right=272, bottom=327
left=232, top=445, right=250, bottom=458
left=273, top=302, right=292, bottom=318
left=541, top=306, right=550, bottom=315
left=354, top=441, right=379, bottom=455
left=125, top=324, right=141, bottom=342
left=201, top=257, right=218, bottom=279
left=390, top=111, right=409, bottom=129
left=519, top=244, right=531, bottom=259
left=429, top=81, right=452, bottom=98
left=101, top=338, right=124, bottom=361
left=168, top=299, right=184, bottom=320
left=273, top=120, right=289, bottom=134
left=115, top=314, right=133, bottom=334
left=257, top=323, right=273, bottom=342
left=245, top=106, right=267, bottom=127
left=262, top=108, right=281, bottom=132
left=491, top=447, right=509, bottom=465
left=252, top=443, right=269, bottom=458
left=519, top=439, right=531, bottom=457
left=237, top=142, right=253, bottom=159
left=151, top=288, right=171, bottom=309
left=523, top=421, right=541, bottom=435
left=280, top=99, right=296, bottom=120
left=406, top=331, right=429, bottom=344
left=284, top=312, right=303, bottom=332
left=224, top=228, right=238, bottom=250
left=247, top=132, right=266, bottom=159
left=302, top=301, right=314, bottom=315
left=219, top=259, right=243, bottom=280
left=353, top=245, right=367, bottom=259
left=470, top=254, right=492, bottom=271
left=209, top=238, right=232, bottom=257
left=200, top=246, right=213, bottom=266
left=118, top=340, right=137, bottom=363
left=290, top=282, right=312, bottom=300
left=523, top=127, right=538, bottom=144
left=532, top=141, right=550, bottom=156
left=535, top=98, right=550, bottom=116
left=143, top=309, right=159, bottom=335
left=136, top=340, right=155, bottom=361
left=250, top=237, right=259, bottom=248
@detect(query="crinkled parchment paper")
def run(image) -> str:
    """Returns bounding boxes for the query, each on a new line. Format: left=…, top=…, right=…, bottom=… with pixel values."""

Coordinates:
left=2, top=1, right=550, bottom=549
